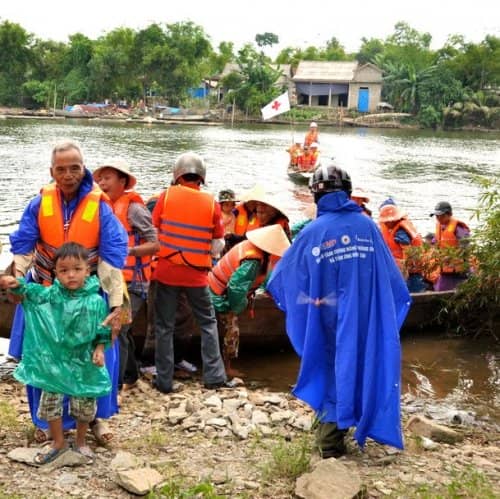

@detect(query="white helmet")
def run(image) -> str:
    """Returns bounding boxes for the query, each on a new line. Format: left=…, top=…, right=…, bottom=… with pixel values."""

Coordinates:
left=173, top=152, right=206, bottom=184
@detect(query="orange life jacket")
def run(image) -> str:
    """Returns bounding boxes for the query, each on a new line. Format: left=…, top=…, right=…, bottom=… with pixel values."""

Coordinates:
left=435, top=217, right=470, bottom=273
left=234, top=204, right=260, bottom=236
left=208, top=240, right=265, bottom=295
left=34, top=183, right=101, bottom=285
left=298, top=151, right=316, bottom=171
left=380, top=218, right=423, bottom=273
left=112, top=191, right=152, bottom=284
left=304, top=130, right=318, bottom=146
left=287, top=144, right=303, bottom=166
left=157, top=185, right=215, bottom=269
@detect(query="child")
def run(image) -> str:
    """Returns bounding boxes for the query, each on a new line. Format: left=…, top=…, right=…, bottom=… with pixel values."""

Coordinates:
left=3, top=242, right=111, bottom=465
left=218, top=189, right=237, bottom=254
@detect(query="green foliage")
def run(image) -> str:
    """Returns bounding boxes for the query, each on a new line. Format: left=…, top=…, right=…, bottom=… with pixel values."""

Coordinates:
left=255, top=32, right=279, bottom=49
left=149, top=479, right=222, bottom=499
left=260, top=434, right=312, bottom=481
left=446, top=177, right=499, bottom=338
left=22, top=80, right=51, bottom=107
left=0, top=401, right=20, bottom=430
left=392, top=465, right=496, bottom=498
left=418, top=105, right=441, bottom=129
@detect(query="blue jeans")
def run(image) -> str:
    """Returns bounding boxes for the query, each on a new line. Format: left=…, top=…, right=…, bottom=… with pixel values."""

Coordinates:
left=154, top=283, right=226, bottom=392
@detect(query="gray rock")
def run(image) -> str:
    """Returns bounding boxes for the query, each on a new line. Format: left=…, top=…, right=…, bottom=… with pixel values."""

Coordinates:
left=115, top=467, right=164, bottom=495
left=252, top=410, right=270, bottom=425
left=270, top=410, right=294, bottom=423
left=110, top=451, right=143, bottom=471
left=204, top=395, right=222, bottom=409
left=406, top=415, right=464, bottom=444
left=206, top=417, right=228, bottom=427
left=57, top=472, right=79, bottom=488
left=296, top=458, right=362, bottom=499
left=223, top=398, right=244, bottom=412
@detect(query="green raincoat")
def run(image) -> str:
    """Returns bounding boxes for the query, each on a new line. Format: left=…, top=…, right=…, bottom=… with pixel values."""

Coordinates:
left=13, top=276, right=112, bottom=398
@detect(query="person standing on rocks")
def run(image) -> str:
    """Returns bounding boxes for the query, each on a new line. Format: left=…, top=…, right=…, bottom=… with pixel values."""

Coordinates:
left=7, top=140, right=127, bottom=445
left=4, top=242, right=112, bottom=464
left=151, top=152, right=228, bottom=393
left=267, top=164, right=411, bottom=458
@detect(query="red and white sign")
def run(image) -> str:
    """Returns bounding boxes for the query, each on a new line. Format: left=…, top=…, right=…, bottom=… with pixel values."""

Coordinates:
left=261, top=91, right=290, bottom=120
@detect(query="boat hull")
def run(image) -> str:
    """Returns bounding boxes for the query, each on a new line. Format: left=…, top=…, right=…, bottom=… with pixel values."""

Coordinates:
left=0, top=290, right=454, bottom=347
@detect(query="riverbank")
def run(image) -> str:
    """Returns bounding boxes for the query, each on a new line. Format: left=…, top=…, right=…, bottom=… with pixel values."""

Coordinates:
left=0, top=373, right=498, bottom=498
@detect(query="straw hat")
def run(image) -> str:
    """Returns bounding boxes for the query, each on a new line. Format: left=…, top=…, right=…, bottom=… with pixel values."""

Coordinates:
left=246, top=224, right=290, bottom=257
left=310, top=122, right=318, bottom=128
left=309, top=142, right=319, bottom=149
left=379, top=204, right=407, bottom=223
left=238, top=184, right=266, bottom=203
left=93, top=158, right=137, bottom=189
left=351, top=187, right=370, bottom=202
left=244, top=190, right=289, bottom=220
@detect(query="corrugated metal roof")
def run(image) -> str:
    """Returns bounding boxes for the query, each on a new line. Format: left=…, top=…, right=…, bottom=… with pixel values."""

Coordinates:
left=293, top=61, right=359, bottom=82
left=219, top=63, right=291, bottom=79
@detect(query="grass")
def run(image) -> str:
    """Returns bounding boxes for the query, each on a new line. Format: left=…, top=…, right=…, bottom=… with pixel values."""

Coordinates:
left=260, top=434, right=313, bottom=482
left=0, top=401, right=20, bottom=431
left=391, top=466, right=497, bottom=498
left=147, top=479, right=223, bottom=499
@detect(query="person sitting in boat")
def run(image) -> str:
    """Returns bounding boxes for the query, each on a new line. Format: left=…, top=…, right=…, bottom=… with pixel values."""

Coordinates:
left=287, top=141, right=303, bottom=166
left=378, top=204, right=426, bottom=292
left=298, top=145, right=317, bottom=172
left=304, top=121, right=319, bottom=147
left=209, top=225, right=290, bottom=377
left=218, top=189, right=237, bottom=252
left=247, top=191, right=292, bottom=240
left=351, top=187, right=372, bottom=217
left=430, top=201, right=471, bottom=291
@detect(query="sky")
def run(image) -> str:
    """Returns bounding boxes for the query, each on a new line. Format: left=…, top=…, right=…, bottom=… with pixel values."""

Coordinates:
left=1, top=0, right=499, bottom=55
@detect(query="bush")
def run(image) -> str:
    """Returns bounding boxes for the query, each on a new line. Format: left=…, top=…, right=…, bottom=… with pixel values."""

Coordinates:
left=418, top=105, right=441, bottom=129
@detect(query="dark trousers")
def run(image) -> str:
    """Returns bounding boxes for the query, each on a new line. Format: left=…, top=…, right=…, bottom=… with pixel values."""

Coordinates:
left=316, top=422, right=348, bottom=458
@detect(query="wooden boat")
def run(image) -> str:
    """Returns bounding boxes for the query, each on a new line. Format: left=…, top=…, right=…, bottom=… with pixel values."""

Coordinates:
left=0, top=290, right=455, bottom=348
left=287, top=163, right=315, bottom=185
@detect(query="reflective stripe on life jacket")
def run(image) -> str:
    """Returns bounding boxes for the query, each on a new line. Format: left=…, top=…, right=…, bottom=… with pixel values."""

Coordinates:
left=208, top=240, right=265, bottom=295
left=34, top=183, right=101, bottom=285
left=157, top=185, right=215, bottom=269
left=112, top=191, right=152, bottom=284
left=435, top=217, right=470, bottom=273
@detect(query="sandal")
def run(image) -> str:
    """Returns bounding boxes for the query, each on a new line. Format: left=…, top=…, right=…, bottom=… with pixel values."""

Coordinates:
left=90, top=420, right=113, bottom=445
left=72, top=445, right=95, bottom=464
left=34, top=427, right=51, bottom=444
left=34, top=446, right=69, bottom=465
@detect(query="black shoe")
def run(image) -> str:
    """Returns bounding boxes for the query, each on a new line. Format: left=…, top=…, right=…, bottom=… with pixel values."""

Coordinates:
left=152, top=380, right=172, bottom=394
left=203, top=379, right=237, bottom=390
left=320, top=445, right=347, bottom=459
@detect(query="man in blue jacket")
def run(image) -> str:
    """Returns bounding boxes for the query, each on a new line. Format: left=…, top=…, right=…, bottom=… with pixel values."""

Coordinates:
left=8, top=140, right=128, bottom=444
left=267, top=164, right=411, bottom=458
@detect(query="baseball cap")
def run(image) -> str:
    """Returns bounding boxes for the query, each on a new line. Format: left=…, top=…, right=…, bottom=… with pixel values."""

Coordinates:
left=430, top=201, right=452, bottom=216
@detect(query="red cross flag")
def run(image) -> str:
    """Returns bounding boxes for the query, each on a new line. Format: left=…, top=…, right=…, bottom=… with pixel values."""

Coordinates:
left=261, top=91, right=290, bottom=120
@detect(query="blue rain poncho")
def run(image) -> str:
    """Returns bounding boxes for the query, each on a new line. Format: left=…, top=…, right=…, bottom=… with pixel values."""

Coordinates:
left=267, top=191, right=411, bottom=449
left=13, top=276, right=112, bottom=398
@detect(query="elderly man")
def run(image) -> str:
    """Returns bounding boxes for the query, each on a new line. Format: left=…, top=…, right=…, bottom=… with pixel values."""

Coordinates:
left=151, top=152, right=227, bottom=393
left=9, top=140, right=128, bottom=444
left=93, top=159, right=159, bottom=393
left=267, top=164, right=410, bottom=458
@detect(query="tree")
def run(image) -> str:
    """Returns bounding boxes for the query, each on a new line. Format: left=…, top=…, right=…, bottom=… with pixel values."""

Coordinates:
left=356, top=37, right=385, bottom=65
left=0, top=20, right=32, bottom=105
left=255, top=32, right=279, bottom=50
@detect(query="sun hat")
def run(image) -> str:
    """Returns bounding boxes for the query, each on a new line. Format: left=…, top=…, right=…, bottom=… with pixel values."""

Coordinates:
left=310, top=142, right=319, bottom=148
left=246, top=224, right=291, bottom=257
left=93, top=158, right=137, bottom=189
left=430, top=201, right=452, bottom=217
left=243, top=190, right=289, bottom=220
left=351, top=187, right=370, bottom=202
left=310, top=122, right=318, bottom=128
left=379, top=204, right=407, bottom=223
left=218, top=189, right=236, bottom=203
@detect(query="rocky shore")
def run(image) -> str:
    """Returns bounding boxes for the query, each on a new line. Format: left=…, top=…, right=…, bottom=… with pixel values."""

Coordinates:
left=0, top=373, right=498, bottom=498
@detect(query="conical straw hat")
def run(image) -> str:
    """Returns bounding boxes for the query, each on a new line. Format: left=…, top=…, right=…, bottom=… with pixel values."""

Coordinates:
left=238, top=184, right=266, bottom=203
left=351, top=187, right=370, bottom=202
left=243, top=190, right=289, bottom=220
left=246, top=224, right=290, bottom=257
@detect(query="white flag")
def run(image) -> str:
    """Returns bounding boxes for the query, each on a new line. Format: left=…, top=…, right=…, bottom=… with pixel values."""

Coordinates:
left=261, top=91, right=290, bottom=120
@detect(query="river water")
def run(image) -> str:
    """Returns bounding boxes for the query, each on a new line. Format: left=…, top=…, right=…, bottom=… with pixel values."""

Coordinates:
left=0, top=118, right=498, bottom=422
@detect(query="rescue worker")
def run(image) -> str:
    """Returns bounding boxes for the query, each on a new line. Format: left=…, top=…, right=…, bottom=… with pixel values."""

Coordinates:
left=309, top=142, right=320, bottom=167
left=8, top=140, right=128, bottom=444
left=267, top=164, right=410, bottom=457
left=287, top=141, right=303, bottom=166
left=430, top=201, right=471, bottom=291
left=208, top=224, right=290, bottom=377
left=304, top=121, right=319, bottom=147
left=93, top=159, right=159, bottom=393
left=351, top=187, right=372, bottom=217
left=379, top=204, right=426, bottom=292
left=151, top=152, right=227, bottom=393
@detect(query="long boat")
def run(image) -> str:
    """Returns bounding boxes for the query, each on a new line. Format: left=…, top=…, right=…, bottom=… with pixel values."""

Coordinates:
left=287, top=163, right=315, bottom=185
left=0, top=290, right=454, bottom=348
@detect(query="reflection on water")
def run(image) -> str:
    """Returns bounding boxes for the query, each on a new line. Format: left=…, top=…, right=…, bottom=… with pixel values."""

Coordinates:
left=234, top=335, right=500, bottom=422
